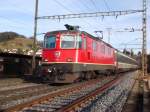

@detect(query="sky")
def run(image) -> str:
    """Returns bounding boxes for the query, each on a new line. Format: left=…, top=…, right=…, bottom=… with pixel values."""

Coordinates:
left=0, top=0, right=150, bottom=54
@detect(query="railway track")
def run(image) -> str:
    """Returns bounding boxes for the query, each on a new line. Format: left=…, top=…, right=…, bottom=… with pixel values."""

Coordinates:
left=4, top=75, right=116, bottom=112
left=0, top=82, right=84, bottom=110
left=0, top=76, right=104, bottom=110
left=0, top=84, right=52, bottom=110
left=3, top=71, right=138, bottom=112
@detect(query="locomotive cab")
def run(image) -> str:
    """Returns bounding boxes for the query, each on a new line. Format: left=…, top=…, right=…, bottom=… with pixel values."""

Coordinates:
left=41, top=31, right=84, bottom=83
left=43, top=31, right=82, bottom=63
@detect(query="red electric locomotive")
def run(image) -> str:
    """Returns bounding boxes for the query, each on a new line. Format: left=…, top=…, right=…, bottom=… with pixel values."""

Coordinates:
left=40, top=25, right=117, bottom=83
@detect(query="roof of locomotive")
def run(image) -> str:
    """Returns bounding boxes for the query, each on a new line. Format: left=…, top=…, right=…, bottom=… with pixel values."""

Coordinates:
left=45, top=30, right=114, bottom=48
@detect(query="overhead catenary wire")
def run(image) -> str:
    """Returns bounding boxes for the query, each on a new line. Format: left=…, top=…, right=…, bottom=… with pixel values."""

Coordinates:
left=115, top=28, right=143, bottom=50
left=103, top=0, right=111, bottom=11
left=38, top=0, right=144, bottom=45
left=78, top=0, right=106, bottom=30
left=53, top=0, right=99, bottom=29
left=120, top=38, right=143, bottom=45
left=54, top=0, right=74, bottom=14
left=90, top=0, right=99, bottom=11
left=78, top=0, right=104, bottom=30
left=80, top=0, right=94, bottom=11
left=118, top=47, right=142, bottom=49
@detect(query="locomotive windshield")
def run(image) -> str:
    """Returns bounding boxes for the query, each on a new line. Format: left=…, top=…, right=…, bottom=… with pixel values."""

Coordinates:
left=61, top=35, right=82, bottom=49
left=44, top=36, right=56, bottom=49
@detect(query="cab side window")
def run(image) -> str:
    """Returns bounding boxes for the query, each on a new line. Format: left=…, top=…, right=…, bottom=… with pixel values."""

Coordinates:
left=108, top=48, right=111, bottom=55
left=83, top=37, right=86, bottom=50
left=101, top=45, right=105, bottom=54
left=92, top=41, right=97, bottom=51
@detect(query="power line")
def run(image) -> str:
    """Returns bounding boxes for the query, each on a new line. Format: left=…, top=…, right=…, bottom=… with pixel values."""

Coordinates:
left=53, top=0, right=97, bottom=29
left=78, top=0, right=104, bottom=29
left=53, top=0, right=73, bottom=13
left=80, top=0, right=93, bottom=11
left=116, top=28, right=143, bottom=32
left=103, top=0, right=111, bottom=11
left=90, top=0, right=99, bottom=11
left=122, top=38, right=142, bottom=44
left=37, top=9, right=143, bottom=38
left=114, top=28, right=143, bottom=53
left=117, top=48, right=142, bottom=50
left=121, top=43, right=142, bottom=46
left=80, top=2, right=101, bottom=31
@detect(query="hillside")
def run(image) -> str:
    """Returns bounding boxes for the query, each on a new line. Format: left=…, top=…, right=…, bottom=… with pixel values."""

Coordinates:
left=0, top=37, right=33, bottom=50
left=0, top=32, right=25, bottom=42
left=0, top=32, right=41, bottom=53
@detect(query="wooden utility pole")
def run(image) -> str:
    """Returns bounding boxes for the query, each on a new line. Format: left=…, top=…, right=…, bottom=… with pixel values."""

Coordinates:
left=32, top=0, right=39, bottom=73
left=142, top=0, right=147, bottom=76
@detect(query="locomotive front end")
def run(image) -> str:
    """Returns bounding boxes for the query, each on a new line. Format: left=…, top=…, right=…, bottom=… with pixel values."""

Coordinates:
left=41, top=31, right=82, bottom=83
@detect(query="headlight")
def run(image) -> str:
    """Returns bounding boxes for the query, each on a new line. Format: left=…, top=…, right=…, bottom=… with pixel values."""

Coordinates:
left=48, top=69, right=52, bottom=73
left=43, top=58, right=48, bottom=62
left=66, top=58, right=73, bottom=62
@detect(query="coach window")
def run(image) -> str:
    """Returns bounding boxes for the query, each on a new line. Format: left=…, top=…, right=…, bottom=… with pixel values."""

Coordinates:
left=44, top=36, right=56, bottom=49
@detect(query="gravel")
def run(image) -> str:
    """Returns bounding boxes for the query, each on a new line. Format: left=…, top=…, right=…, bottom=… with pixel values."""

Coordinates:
left=81, top=71, right=138, bottom=112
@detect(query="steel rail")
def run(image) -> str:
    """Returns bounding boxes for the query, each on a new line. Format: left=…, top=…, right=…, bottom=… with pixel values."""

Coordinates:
left=56, top=76, right=121, bottom=112
left=4, top=78, right=102, bottom=112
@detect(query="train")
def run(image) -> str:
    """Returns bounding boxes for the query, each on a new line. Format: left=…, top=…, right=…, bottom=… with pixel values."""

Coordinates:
left=36, top=25, right=138, bottom=83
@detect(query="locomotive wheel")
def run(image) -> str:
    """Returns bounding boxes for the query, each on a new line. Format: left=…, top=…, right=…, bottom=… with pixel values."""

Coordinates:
left=85, top=71, right=93, bottom=80
left=106, top=70, right=111, bottom=76
left=55, top=72, right=81, bottom=83
left=92, top=71, right=97, bottom=79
